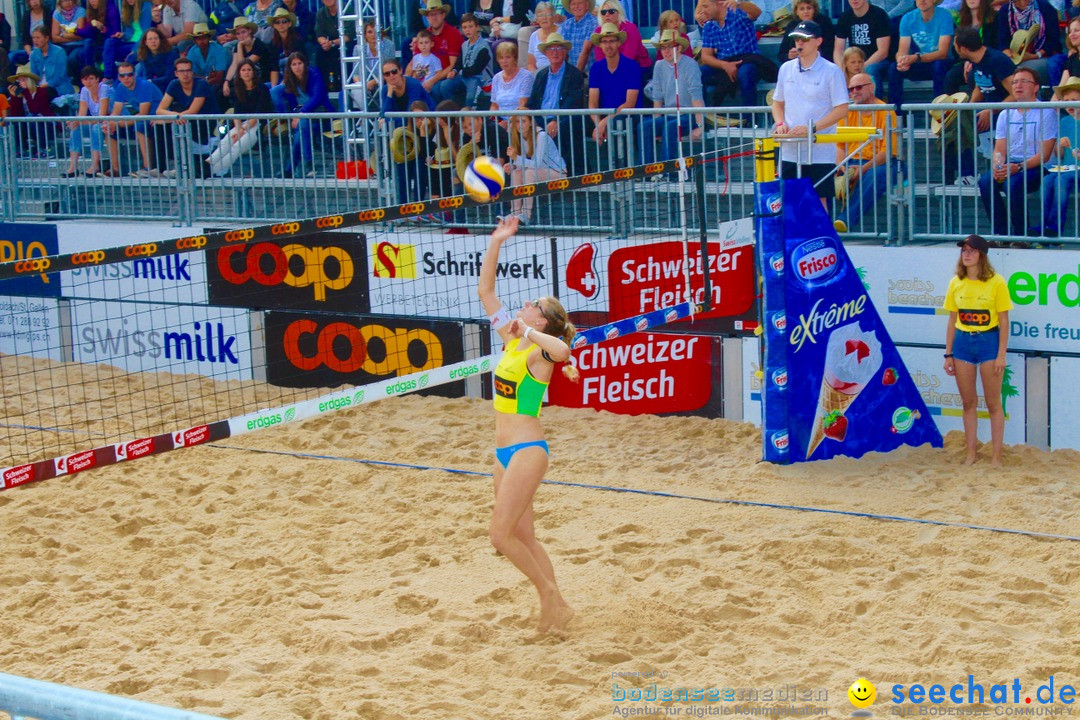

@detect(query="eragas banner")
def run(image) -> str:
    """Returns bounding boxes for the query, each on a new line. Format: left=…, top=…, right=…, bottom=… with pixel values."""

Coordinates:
left=547, top=332, right=717, bottom=415
left=755, top=179, right=941, bottom=463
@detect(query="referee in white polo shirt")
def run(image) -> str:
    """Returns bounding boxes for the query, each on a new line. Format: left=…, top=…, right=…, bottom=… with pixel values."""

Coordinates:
left=771, top=20, right=849, bottom=211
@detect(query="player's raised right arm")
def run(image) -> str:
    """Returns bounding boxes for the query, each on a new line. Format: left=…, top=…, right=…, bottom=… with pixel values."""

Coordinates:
left=478, top=216, right=520, bottom=343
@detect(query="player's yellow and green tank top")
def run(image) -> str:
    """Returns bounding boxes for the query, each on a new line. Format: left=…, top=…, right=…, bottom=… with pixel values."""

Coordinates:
left=493, top=338, right=548, bottom=417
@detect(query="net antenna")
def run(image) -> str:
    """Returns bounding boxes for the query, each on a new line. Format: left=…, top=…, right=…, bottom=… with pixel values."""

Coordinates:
left=671, top=43, right=695, bottom=321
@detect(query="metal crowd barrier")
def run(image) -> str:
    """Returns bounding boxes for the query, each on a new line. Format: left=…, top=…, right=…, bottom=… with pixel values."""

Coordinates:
left=4, top=102, right=1077, bottom=246
left=905, top=99, right=1080, bottom=246
left=0, top=671, right=227, bottom=720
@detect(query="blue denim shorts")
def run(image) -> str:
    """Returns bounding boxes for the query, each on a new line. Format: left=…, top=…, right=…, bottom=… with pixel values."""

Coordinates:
left=953, top=327, right=1000, bottom=365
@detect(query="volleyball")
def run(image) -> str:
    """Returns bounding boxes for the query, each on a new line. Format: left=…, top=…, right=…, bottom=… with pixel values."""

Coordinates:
left=463, top=155, right=505, bottom=203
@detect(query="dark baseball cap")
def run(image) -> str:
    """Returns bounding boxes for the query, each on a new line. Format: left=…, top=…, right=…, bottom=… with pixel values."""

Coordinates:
left=957, top=234, right=990, bottom=253
left=789, top=20, right=822, bottom=39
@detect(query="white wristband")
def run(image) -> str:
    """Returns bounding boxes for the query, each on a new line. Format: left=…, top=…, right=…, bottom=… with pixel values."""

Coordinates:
left=523, top=326, right=533, bottom=340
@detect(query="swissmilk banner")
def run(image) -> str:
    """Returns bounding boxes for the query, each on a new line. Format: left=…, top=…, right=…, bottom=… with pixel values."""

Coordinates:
left=755, top=178, right=942, bottom=463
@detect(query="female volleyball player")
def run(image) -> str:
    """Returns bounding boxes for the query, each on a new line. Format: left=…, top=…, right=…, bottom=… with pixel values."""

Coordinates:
left=477, top=216, right=578, bottom=633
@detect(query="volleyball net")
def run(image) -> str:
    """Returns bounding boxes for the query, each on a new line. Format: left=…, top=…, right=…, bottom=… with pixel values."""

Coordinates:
left=0, top=155, right=760, bottom=489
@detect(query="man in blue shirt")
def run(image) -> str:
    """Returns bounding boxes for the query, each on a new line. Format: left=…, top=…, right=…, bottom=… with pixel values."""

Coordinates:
left=526, top=31, right=589, bottom=174
left=587, top=23, right=641, bottom=144
left=28, top=27, right=74, bottom=97
left=186, top=23, right=229, bottom=90
left=889, top=0, right=955, bottom=108
left=955, top=26, right=1016, bottom=131
left=696, top=0, right=767, bottom=107
left=154, top=57, right=218, bottom=176
left=106, top=60, right=165, bottom=177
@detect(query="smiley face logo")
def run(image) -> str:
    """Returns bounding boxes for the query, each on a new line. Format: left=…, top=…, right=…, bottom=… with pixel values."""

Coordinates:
left=848, top=678, right=876, bottom=708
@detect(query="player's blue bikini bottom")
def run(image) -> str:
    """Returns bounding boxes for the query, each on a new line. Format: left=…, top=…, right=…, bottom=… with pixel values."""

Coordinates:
left=495, top=440, right=549, bottom=469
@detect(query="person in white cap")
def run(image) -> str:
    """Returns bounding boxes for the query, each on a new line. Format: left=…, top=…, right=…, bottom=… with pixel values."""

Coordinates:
left=772, top=19, right=848, bottom=211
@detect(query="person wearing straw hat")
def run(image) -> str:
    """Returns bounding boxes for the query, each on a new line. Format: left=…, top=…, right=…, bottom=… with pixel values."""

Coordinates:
left=888, top=0, right=956, bottom=109
left=773, top=19, right=848, bottom=211
left=1035, top=75, right=1080, bottom=236
left=526, top=28, right=589, bottom=174
left=267, top=8, right=302, bottom=79
left=833, top=73, right=900, bottom=232
left=649, top=10, right=700, bottom=58
left=976, top=65, right=1056, bottom=237
left=639, top=28, right=704, bottom=168
left=186, top=22, right=227, bottom=88
left=408, top=0, right=462, bottom=92
left=587, top=22, right=641, bottom=144
left=223, top=16, right=274, bottom=93
left=998, top=0, right=1060, bottom=85
left=7, top=63, right=57, bottom=156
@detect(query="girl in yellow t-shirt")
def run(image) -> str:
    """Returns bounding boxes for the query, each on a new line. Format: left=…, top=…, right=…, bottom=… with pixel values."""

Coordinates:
left=943, top=234, right=1013, bottom=466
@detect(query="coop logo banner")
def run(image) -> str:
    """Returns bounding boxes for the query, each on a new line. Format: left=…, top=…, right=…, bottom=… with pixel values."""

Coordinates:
left=767, top=178, right=941, bottom=463
left=208, top=232, right=369, bottom=313
left=263, top=311, right=466, bottom=394
left=548, top=333, right=715, bottom=416
left=0, top=223, right=61, bottom=298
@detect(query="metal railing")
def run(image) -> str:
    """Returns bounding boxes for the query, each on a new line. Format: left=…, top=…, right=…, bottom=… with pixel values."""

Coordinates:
left=0, top=671, right=228, bottom=720
left=4, top=102, right=1078, bottom=246
left=905, top=99, right=1080, bottom=246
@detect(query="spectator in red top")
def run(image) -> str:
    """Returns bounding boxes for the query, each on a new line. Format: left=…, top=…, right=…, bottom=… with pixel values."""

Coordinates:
left=413, top=0, right=462, bottom=78
left=577, top=0, right=650, bottom=77
left=7, top=64, right=56, bottom=157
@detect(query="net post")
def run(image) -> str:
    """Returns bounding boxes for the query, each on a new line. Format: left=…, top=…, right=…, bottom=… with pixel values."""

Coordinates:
left=694, top=157, right=712, bottom=314
left=755, top=138, right=778, bottom=183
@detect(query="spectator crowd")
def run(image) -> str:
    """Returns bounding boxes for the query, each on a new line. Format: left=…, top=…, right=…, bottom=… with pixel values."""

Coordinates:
left=1, top=0, right=1079, bottom=233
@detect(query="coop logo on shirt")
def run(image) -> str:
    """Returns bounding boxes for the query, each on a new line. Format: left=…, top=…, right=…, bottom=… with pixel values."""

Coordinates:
left=792, top=237, right=841, bottom=285
left=957, top=308, right=991, bottom=327
left=372, top=242, right=417, bottom=279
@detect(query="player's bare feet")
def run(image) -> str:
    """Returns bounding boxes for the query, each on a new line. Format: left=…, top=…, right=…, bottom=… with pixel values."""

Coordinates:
left=963, top=450, right=977, bottom=466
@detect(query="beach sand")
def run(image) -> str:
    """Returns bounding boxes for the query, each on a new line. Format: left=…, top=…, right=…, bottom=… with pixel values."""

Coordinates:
left=1, top=393, right=1079, bottom=719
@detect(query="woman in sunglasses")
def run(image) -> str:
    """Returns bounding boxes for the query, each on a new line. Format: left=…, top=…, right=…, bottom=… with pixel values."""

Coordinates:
left=576, top=0, right=648, bottom=73
left=477, top=215, right=578, bottom=634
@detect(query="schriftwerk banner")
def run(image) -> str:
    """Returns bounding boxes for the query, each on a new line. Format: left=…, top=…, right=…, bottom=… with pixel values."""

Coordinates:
left=755, top=178, right=942, bottom=464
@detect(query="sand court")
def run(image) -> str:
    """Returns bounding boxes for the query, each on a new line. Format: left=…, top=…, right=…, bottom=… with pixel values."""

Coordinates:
left=2, top=394, right=1079, bottom=719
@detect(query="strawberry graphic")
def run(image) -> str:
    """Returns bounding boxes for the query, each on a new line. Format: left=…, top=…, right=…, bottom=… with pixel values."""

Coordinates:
left=882, top=367, right=898, bottom=385
left=823, top=411, right=848, bottom=442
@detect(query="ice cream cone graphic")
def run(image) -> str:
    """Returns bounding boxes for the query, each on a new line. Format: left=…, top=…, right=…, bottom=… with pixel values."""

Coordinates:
left=806, top=322, right=882, bottom=459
